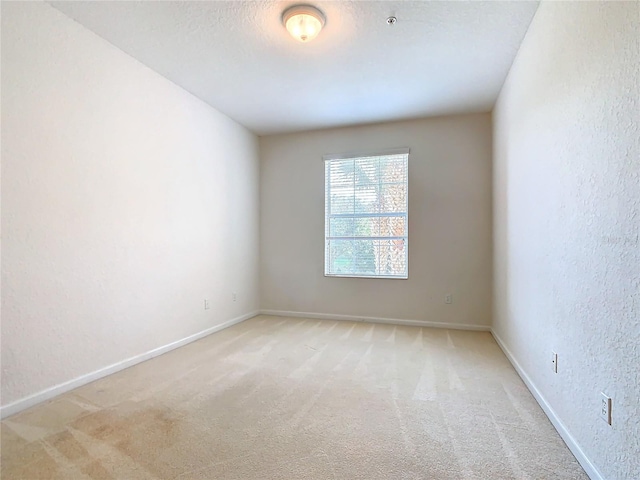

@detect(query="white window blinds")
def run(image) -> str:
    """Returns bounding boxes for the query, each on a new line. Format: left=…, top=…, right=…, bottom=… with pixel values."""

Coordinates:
left=324, top=150, right=409, bottom=279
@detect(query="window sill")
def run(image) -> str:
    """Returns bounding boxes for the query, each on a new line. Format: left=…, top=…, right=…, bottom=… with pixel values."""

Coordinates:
left=324, top=274, right=408, bottom=280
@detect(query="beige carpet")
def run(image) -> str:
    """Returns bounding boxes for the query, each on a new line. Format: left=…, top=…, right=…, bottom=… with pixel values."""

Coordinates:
left=1, top=315, right=587, bottom=479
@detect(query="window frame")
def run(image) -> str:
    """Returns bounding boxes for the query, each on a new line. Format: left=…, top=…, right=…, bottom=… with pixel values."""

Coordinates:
left=323, top=148, right=410, bottom=280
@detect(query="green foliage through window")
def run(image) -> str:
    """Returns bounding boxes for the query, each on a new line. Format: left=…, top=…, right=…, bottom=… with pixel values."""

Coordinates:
left=324, top=151, right=408, bottom=278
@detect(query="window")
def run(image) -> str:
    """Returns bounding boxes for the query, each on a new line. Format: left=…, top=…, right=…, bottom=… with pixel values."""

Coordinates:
left=324, top=149, right=409, bottom=279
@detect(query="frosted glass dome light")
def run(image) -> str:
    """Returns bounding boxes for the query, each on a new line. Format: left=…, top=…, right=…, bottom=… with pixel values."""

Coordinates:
left=283, top=5, right=325, bottom=43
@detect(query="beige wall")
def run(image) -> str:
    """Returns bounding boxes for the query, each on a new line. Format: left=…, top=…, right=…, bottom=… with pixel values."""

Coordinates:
left=1, top=2, right=260, bottom=408
left=260, top=114, right=493, bottom=327
left=493, top=1, right=639, bottom=479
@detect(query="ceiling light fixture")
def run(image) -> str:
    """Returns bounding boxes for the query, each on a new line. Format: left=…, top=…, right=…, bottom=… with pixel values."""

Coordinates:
left=282, top=5, right=325, bottom=43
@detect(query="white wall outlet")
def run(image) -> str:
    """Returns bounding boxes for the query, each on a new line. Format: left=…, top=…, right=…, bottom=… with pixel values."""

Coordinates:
left=551, top=352, right=558, bottom=373
left=204, top=299, right=210, bottom=310
left=445, top=294, right=453, bottom=304
left=232, top=292, right=237, bottom=302
left=600, top=393, right=612, bottom=425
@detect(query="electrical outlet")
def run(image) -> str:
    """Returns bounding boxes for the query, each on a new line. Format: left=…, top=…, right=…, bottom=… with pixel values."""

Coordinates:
left=445, top=294, right=453, bottom=304
left=232, top=292, right=237, bottom=302
left=600, top=393, right=612, bottom=425
left=204, top=299, right=210, bottom=310
left=551, top=352, right=558, bottom=373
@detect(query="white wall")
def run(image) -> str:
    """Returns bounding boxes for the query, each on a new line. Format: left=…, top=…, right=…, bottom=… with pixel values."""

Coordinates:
left=493, top=2, right=639, bottom=479
left=1, top=2, right=260, bottom=409
left=260, top=115, right=493, bottom=327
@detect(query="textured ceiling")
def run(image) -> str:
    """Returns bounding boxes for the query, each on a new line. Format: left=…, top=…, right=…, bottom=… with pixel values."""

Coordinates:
left=50, top=1, right=539, bottom=135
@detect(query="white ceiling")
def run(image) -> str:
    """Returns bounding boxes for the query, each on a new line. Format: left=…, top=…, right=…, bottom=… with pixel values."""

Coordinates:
left=50, top=1, right=539, bottom=135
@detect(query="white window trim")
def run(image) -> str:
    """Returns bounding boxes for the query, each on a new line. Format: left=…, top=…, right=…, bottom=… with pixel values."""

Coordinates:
left=322, top=147, right=410, bottom=161
left=323, top=148, right=410, bottom=279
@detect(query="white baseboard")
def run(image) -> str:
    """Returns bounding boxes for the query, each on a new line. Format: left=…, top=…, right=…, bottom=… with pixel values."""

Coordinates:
left=260, top=309, right=491, bottom=331
left=0, top=310, right=259, bottom=419
left=491, top=330, right=604, bottom=480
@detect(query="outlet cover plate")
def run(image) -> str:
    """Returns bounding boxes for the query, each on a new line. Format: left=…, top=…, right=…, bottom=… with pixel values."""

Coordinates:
left=600, top=393, right=612, bottom=425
